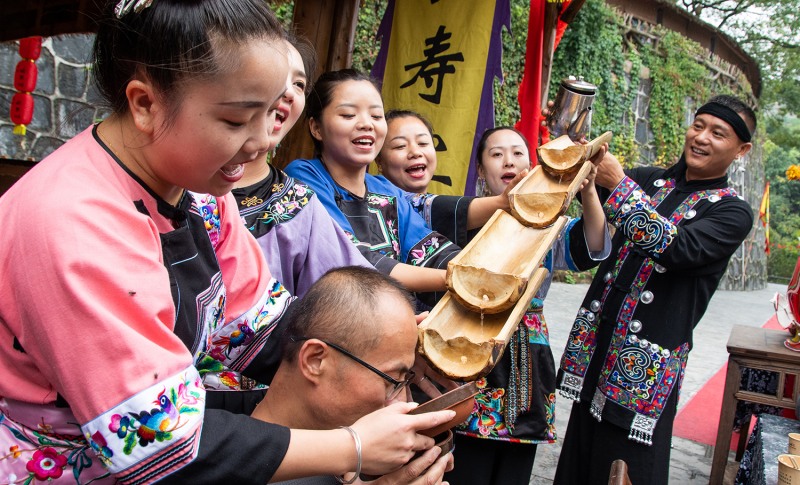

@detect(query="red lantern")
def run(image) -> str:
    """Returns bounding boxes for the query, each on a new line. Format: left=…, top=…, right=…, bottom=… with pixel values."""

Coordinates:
left=11, top=36, right=42, bottom=136
left=10, top=93, right=34, bottom=127
left=14, top=60, right=38, bottom=92
left=18, top=37, right=42, bottom=60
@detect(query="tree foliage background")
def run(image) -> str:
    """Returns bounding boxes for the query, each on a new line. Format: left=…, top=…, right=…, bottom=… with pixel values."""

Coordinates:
left=679, top=0, right=800, bottom=282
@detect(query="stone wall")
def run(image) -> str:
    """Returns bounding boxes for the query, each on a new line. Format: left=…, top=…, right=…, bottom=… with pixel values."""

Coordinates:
left=0, top=34, right=107, bottom=162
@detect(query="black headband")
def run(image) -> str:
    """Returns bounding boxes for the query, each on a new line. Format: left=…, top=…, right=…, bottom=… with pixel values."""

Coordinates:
left=695, top=102, right=752, bottom=143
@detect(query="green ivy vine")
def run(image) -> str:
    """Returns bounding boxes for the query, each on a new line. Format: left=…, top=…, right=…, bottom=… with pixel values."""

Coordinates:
left=642, top=31, right=710, bottom=165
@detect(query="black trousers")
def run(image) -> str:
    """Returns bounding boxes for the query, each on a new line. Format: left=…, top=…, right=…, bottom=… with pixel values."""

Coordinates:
left=444, top=433, right=537, bottom=485
left=554, top=389, right=677, bottom=485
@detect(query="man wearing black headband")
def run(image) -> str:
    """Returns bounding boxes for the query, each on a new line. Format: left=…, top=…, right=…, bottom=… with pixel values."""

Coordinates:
left=554, top=94, right=755, bottom=485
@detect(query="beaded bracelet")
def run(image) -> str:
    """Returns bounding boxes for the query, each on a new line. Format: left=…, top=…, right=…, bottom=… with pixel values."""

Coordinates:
left=335, top=426, right=362, bottom=484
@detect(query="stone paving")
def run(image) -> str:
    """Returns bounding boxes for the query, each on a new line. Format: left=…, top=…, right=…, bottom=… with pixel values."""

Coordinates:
left=527, top=280, right=786, bottom=484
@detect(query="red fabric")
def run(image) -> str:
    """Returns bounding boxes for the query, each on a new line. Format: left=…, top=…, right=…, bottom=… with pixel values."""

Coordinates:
left=515, top=0, right=546, bottom=150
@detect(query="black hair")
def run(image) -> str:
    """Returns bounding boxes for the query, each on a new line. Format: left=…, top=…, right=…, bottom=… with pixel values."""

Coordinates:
left=705, top=94, right=757, bottom=136
left=305, top=69, right=382, bottom=157
left=92, top=0, right=285, bottom=116
left=279, top=266, right=413, bottom=363
left=286, top=31, right=317, bottom=95
left=475, top=126, right=531, bottom=168
left=384, top=109, right=434, bottom=135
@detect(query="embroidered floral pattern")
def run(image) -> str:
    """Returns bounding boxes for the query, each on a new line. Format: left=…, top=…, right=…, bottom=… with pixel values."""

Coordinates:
left=1, top=409, right=112, bottom=484
left=207, top=279, right=292, bottom=371
left=25, top=447, right=68, bottom=480
left=81, top=369, right=205, bottom=479
left=605, top=178, right=677, bottom=255
left=106, top=381, right=202, bottom=455
left=459, top=378, right=509, bottom=438
left=457, top=378, right=557, bottom=444
left=599, top=336, right=689, bottom=417
left=243, top=181, right=313, bottom=233
left=560, top=307, right=600, bottom=376
left=408, top=233, right=452, bottom=267
left=191, top=194, right=221, bottom=249
left=522, top=301, right=549, bottom=345
left=406, top=192, right=436, bottom=229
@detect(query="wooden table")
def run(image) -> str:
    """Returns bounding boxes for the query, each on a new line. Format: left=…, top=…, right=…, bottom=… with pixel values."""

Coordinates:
left=709, top=325, right=800, bottom=485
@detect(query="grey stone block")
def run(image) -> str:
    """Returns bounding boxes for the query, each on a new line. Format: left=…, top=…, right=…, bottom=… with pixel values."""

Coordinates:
left=0, top=124, right=37, bottom=160
left=36, top=48, right=56, bottom=96
left=58, top=63, right=88, bottom=98
left=54, top=99, right=94, bottom=138
left=0, top=42, right=17, bottom=86
left=29, top=94, right=53, bottom=132
left=52, top=34, right=93, bottom=64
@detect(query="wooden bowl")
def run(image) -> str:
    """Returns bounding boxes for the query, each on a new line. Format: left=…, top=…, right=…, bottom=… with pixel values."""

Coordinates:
left=419, top=268, right=549, bottom=381
left=509, top=163, right=592, bottom=228
left=447, top=211, right=566, bottom=313
left=537, top=135, right=587, bottom=176
left=537, top=131, right=613, bottom=177
left=410, top=381, right=479, bottom=437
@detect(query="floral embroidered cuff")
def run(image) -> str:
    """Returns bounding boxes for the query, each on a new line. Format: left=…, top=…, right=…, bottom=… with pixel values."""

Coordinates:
left=82, top=368, right=205, bottom=483
left=209, top=278, right=293, bottom=372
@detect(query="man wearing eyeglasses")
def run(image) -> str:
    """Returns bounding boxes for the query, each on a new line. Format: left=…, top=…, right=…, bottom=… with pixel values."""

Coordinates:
left=252, top=266, right=454, bottom=485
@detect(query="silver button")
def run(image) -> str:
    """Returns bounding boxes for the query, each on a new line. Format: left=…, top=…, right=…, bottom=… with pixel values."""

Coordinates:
left=661, top=349, right=671, bottom=358
left=630, top=335, right=639, bottom=343
left=654, top=264, right=666, bottom=273
left=590, top=300, right=601, bottom=312
left=640, top=339, right=650, bottom=348
left=650, top=343, right=660, bottom=353
left=640, top=290, right=654, bottom=304
left=709, top=195, right=720, bottom=203
left=586, top=312, right=595, bottom=322
left=622, top=203, right=631, bottom=212
left=628, top=319, right=642, bottom=333
left=654, top=179, right=665, bottom=187
left=604, top=272, right=613, bottom=282
left=685, top=209, right=696, bottom=219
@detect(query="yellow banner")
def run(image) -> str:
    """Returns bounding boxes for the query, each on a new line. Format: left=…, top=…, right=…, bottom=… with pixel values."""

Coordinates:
left=377, top=0, right=498, bottom=196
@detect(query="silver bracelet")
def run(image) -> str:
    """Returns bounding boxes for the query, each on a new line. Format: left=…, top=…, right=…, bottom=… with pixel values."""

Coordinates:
left=335, top=426, right=362, bottom=484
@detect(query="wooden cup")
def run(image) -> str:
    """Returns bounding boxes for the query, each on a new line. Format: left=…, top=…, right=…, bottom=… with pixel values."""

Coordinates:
left=779, top=454, right=800, bottom=485
left=790, top=433, right=800, bottom=454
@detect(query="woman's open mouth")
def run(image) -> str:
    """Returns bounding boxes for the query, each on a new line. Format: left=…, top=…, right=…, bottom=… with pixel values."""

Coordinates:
left=500, top=171, right=518, bottom=184
left=219, top=163, right=245, bottom=182
left=406, top=164, right=428, bottom=179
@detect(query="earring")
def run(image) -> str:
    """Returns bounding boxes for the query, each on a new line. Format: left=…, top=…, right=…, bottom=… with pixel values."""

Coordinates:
left=476, top=177, right=492, bottom=197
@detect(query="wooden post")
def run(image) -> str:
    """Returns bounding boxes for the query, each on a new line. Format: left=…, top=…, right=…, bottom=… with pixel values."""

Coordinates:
left=539, top=0, right=561, bottom=109
left=539, top=0, right=587, bottom=109
left=272, top=0, right=361, bottom=169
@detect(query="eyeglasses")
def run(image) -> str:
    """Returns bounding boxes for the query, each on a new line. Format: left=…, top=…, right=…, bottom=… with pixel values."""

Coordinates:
left=290, top=336, right=415, bottom=401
